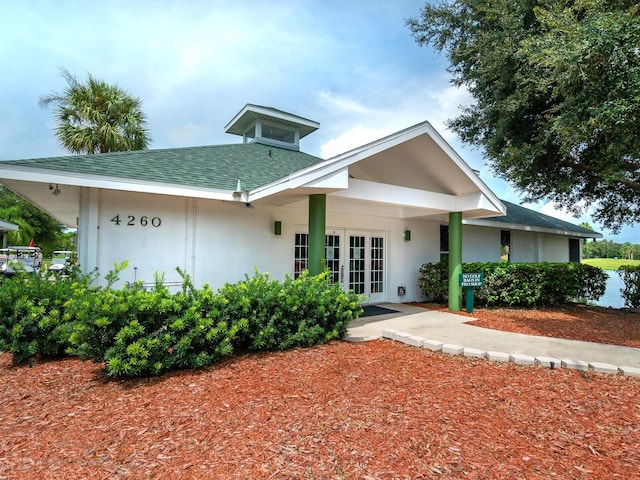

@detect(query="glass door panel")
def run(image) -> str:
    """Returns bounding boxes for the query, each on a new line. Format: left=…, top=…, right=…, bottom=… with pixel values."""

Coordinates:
left=325, top=234, right=341, bottom=284
left=349, top=235, right=366, bottom=295
left=295, top=230, right=385, bottom=302
left=370, top=236, right=384, bottom=294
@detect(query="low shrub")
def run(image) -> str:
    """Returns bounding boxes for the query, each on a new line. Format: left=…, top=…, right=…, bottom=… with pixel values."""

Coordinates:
left=417, top=262, right=448, bottom=303
left=0, top=263, right=362, bottom=378
left=618, top=265, right=640, bottom=308
left=418, top=261, right=607, bottom=307
left=0, top=269, right=93, bottom=364
left=90, top=269, right=362, bottom=377
left=100, top=283, right=242, bottom=377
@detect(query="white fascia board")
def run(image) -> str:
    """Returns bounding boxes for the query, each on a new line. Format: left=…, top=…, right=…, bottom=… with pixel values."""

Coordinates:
left=301, top=168, right=350, bottom=189
left=249, top=163, right=350, bottom=201
left=464, top=218, right=603, bottom=239
left=455, top=192, right=506, bottom=216
left=331, top=180, right=506, bottom=216
left=0, top=166, right=234, bottom=201
left=331, top=178, right=457, bottom=210
left=325, top=121, right=436, bottom=163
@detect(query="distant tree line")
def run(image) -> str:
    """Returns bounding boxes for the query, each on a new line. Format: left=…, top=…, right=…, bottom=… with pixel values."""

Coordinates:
left=582, top=239, right=637, bottom=260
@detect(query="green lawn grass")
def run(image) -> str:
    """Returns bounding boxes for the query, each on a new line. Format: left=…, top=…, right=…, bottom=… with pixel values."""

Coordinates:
left=582, top=258, right=640, bottom=270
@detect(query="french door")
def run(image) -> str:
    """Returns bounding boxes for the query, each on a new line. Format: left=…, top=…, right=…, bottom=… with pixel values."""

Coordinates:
left=296, top=230, right=386, bottom=303
left=345, top=232, right=385, bottom=303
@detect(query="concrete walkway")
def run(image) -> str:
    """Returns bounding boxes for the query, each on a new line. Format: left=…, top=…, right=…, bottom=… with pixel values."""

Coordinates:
left=345, top=303, right=640, bottom=376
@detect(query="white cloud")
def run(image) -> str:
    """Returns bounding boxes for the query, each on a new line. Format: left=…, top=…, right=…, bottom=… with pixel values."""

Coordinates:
left=168, top=123, right=213, bottom=146
left=317, top=92, right=376, bottom=115
left=537, top=202, right=588, bottom=224
left=317, top=83, right=474, bottom=159
left=425, top=85, right=474, bottom=139
left=320, top=124, right=394, bottom=159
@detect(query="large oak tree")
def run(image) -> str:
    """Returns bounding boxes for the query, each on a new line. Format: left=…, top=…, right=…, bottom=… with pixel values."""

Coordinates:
left=407, top=0, right=640, bottom=231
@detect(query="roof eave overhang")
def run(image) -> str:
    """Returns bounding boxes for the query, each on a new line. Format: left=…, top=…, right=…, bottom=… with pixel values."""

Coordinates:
left=464, top=218, right=603, bottom=239
left=0, top=165, right=238, bottom=202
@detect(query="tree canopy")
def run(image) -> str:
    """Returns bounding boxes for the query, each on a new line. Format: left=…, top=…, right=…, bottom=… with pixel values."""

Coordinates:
left=407, top=0, right=640, bottom=232
left=39, top=68, right=150, bottom=154
left=0, top=187, right=65, bottom=253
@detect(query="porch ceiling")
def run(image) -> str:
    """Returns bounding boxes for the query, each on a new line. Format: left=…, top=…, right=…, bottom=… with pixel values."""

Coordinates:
left=347, top=130, right=480, bottom=196
left=2, top=179, right=80, bottom=227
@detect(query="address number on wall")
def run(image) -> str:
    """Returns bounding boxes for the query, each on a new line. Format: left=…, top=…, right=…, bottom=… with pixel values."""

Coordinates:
left=110, top=214, right=162, bottom=227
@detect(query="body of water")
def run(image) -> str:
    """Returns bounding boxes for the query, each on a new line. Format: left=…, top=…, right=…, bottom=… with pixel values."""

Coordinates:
left=594, top=270, right=626, bottom=309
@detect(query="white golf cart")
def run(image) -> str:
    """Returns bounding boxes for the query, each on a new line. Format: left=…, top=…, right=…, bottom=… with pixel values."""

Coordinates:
left=0, top=246, right=43, bottom=279
left=47, top=250, right=77, bottom=278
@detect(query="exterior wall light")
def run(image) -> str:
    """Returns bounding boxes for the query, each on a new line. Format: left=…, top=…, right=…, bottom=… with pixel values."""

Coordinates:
left=274, top=221, right=282, bottom=236
left=404, top=230, right=411, bottom=242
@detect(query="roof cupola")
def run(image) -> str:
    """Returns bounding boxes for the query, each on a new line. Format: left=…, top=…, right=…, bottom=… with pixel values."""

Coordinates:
left=224, top=104, right=319, bottom=151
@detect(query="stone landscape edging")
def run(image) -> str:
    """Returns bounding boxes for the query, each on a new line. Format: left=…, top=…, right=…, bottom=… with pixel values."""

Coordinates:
left=381, top=328, right=640, bottom=378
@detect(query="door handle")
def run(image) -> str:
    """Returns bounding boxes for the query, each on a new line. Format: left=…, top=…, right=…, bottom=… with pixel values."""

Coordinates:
left=340, top=265, right=344, bottom=283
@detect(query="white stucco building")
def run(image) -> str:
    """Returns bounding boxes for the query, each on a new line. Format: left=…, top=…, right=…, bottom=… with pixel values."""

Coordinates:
left=0, top=105, right=600, bottom=308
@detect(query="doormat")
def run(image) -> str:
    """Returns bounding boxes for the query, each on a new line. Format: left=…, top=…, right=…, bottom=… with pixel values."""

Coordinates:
left=360, top=305, right=399, bottom=318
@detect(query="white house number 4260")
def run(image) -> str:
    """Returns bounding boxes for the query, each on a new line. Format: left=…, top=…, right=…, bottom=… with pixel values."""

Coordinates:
left=110, top=214, right=162, bottom=227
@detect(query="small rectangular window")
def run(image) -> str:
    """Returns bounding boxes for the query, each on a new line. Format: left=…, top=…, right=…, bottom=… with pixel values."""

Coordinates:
left=262, top=124, right=295, bottom=143
left=501, top=230, right=511, bottom=262
left=440, top=225, right=449, bottom=262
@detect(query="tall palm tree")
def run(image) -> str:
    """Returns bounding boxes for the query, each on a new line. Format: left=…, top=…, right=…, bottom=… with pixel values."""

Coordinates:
left=39, top=68, right=150, bottom=154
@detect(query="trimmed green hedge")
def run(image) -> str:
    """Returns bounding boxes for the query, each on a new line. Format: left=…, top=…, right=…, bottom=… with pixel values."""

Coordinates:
left=0, top=264, right=363, bottom=377
left=418, top=261, right=607, bottom=307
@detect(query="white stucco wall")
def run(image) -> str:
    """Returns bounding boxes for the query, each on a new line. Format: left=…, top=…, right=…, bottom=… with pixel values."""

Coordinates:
left=85, top=189, right=443, bottom=303
left=95, top=190, right=190, bottom=286
left=510, top=230, right=570, bottom=263
left=462, top=225, right=500, bottom=262
left=511, top=230, right=538, bottom=263
left=80, top=188, right=579, bottom=303
left=538, top=233, right=571, bottom=262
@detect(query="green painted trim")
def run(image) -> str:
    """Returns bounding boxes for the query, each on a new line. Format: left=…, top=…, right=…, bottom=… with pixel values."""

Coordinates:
left=448, top=211, right=462, bottom=311
left=308, top=194, right=326, bottom=276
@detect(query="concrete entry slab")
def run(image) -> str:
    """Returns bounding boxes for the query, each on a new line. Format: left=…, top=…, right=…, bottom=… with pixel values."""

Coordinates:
left=346, top=303, right=640, bottom=370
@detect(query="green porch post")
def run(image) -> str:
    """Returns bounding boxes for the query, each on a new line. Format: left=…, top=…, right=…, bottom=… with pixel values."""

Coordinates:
left=308, top=194, right=326, bottom=276
left=448, top=211, right=463, bottom=312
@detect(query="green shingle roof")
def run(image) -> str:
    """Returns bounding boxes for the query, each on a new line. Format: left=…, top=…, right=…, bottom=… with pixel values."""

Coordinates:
left=3, top=143, right=324, bottom=191
left=494, top=200, right=597, bottom=235
left=1, top=145, right=600, bottom=237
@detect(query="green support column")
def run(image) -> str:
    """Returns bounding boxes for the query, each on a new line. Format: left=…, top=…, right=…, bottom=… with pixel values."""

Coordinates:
left=448, top=211, right=463, bottom=312
left=308, top=194, right=326, bottom=276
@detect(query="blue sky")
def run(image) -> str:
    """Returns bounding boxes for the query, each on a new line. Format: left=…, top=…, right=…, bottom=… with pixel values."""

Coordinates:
left=1, top=0, right=637, bottom=242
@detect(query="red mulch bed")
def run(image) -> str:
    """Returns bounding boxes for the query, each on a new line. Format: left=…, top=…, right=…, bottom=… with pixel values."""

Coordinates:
left=417, top=302, right=640, bottom=348
left=2, top=307, right=640, bottom=479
